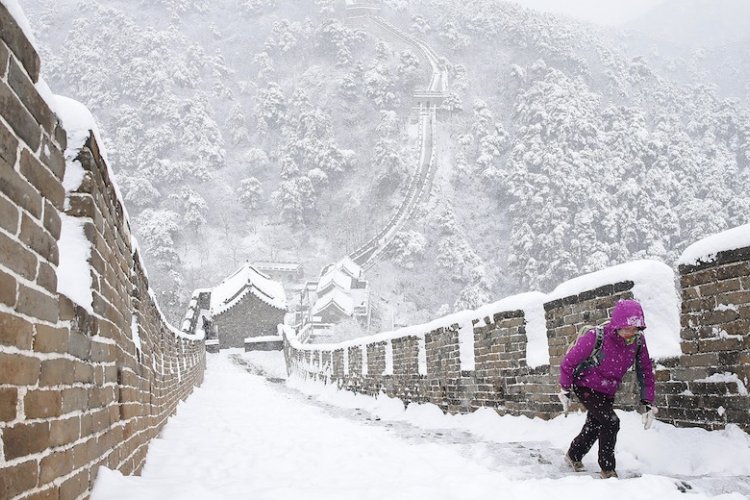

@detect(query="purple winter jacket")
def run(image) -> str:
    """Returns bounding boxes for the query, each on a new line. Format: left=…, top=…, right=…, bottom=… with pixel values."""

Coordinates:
left=559, top=299, right=656, bottom=402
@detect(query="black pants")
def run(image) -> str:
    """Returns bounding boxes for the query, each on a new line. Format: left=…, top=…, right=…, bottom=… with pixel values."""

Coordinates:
left=567, top=386, right=620, bottom=471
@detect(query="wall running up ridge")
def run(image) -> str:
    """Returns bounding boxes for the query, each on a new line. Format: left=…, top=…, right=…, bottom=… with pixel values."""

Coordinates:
left=285, top=237, right=750, bottom=433
left=0, top=5, right=205, bottom=499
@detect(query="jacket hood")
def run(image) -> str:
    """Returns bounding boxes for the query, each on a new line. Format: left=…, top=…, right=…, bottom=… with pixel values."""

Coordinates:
left=609, top=299, right=646, bottom=330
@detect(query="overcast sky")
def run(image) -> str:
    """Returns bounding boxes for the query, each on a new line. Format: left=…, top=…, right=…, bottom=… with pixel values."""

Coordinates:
left=504, top=0, right=667, bottom=26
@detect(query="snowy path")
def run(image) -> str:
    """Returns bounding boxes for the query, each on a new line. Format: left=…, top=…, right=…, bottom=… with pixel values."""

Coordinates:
left=92, top=351, right=750, bottom=500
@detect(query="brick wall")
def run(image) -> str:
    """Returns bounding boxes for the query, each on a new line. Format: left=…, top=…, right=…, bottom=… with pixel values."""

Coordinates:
left=0, top=6, right=206, bottom=499
left=659, top=246, right=750, bottom=430
left=284, top=245, right=750, bottom=433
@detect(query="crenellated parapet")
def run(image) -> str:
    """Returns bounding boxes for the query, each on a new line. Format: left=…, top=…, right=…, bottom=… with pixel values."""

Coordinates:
left=285, top=232, right=750, bottom=433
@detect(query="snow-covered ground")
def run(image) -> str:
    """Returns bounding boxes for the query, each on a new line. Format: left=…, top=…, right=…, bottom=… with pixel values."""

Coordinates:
left=92, top=350, right=750, bottom=500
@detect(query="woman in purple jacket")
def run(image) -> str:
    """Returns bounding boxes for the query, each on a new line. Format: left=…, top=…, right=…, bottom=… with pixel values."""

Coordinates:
left=559, top=299, right=656, bottom=479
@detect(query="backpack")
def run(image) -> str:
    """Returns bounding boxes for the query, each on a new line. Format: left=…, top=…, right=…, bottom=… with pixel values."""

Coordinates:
left=567, top=325, right=605, bottom=379
left=567, top=324, right=643, bottom=379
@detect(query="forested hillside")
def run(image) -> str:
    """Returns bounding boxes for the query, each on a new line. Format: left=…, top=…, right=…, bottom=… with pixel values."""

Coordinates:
left=20, top=0, right=750, bottom=327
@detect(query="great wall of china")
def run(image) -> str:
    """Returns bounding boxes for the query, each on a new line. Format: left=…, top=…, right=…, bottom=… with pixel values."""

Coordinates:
left=1, top=3, right=748, bottom=499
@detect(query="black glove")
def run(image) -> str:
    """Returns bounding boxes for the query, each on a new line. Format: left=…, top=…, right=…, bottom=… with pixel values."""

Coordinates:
left=641, top=399, right=652, bottom=411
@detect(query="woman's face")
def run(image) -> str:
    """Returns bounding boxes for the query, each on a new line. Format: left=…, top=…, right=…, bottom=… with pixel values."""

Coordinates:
left=617, top=326, right=641, bottom=343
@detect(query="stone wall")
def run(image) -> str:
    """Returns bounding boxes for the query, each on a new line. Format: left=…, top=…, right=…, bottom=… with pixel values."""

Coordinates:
left=659, top=246, right=750, bottom=430
left=0, top=6, right=205, bottom=499
left=284, top=244, right=750, bottom=433
left=213, top=291, right=285, bottom=349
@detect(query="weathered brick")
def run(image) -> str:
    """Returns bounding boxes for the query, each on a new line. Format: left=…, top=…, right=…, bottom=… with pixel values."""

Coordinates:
left=36, top=261, right=57, bottom=294
left=19, top=149, right=64, bottom=210
left=61, top=387, right=89, bottom=413
left=16, top=283, right=59, bottom=323
left=73, top=361, right=94, bottom=384
left=2, top=421, right=50, bottom=459
left=42, top=198, right=61, bottom=240
left=71, top=436, right=97, bottom=469
left=0, top=2, right=40, bottom=80
left=8, top=58, right=55, bottom=134
left=24, top=389, right=63, bottom=419
left=0, top=230, right=38, bottom=281
left=50, top=415, right=81, bottom=447
left=39, top=358, right=76, bottom=386
left=0, top=38, right=7, bottom=77
left=0, top=267, right=16, bottom=307
left=25, top=485, right=59, bottom=500
left=0, top=387, right=17, bottom=421
left=68, top=192, right=96, bottom=219
left=0, top=79, right=40, bottom=151
left=0, top=114, right=18, bottom=167
left=697, top=337, right=745, bottom=353
left=0, top=460, right=39, bottom=499
left=0, top=352, right=40, bottom=385
left=20, top=211, right=58, bottom=264
left=68, top=331, right=91, bottom=360
left=681, top=268, right=718, bottom=288
left=0, top=310, right=33, bottom=348
left=0, top=192, right=19, bottom=235
left=39, top=448, right=74, bottom=485
left=53, top=120, right=67, bottom=151
left=59, top=469, right=88, bottom=500
left=33, top=324, right=69, bottom=353
left=0, top=159, right=42, bottom=218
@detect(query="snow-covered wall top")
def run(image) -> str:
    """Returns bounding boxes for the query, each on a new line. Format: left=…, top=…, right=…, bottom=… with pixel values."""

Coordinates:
left=678, top=223, right=750, bottom=267
left=548, top=260, right=681, bottom=360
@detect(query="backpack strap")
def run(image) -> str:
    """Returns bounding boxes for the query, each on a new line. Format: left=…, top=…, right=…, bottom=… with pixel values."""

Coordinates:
left=573, top=326, right=605, bottom=379
left=591, top=326, right=605, bottom=363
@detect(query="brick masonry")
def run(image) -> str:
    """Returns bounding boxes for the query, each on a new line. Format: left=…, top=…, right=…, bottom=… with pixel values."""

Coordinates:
left=285, top=259, right=750, bottom=434
left=0, top=7, right=206, bottom=499
left=212, top=291, right=285, bottom=349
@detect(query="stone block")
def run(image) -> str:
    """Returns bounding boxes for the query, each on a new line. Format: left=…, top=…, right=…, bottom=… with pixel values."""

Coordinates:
left=0, top=460, right=39, bottom=499
left=59, top=470, right=88, bottom=500
left=0, top=116, right=18, bottom=168
left=39, top=448, right=75, bottom=485
left=0, top=352, right=40, bottom=385
left=0, top=192, right=19, bottom=235
left=16, top=283, right=58, bottom=323
left=62, top=387, right=89, bottom=413
left=20, top=149, right=64, bottom=210
left=8, top=58, right=55, bottom=134
left=33, top=324, right=70, bottom=353
left=24, top=389, right=63, bottom=419
left=39, top=358, right=76, bottom=386
left=39, top=133, right=66, bottom=180
left=697, top=337, right=745, bottom=353
left=2, top=421, right=50, bottom=459
left=0, top=2, right=40, bottom=80
left=0, top=158, right=42, bottom=218
left=42, top=199, right=61, bottom=240
left=0, top=230, right=37, bottom=280
left=68, top=330, right=92, bottom=360
left=0, top=79, right=40, bottom=151
left=20, top=212, right=58, bottom=264
left=50, top=415, right=81, bottom=447
left=0, top=38, right=7, bottom=76
left=36, top=261, right=57, bottom=294
left=0, top=386, right=17, bottom=421
left=701, top=279, right=742, bottom=297
left=0, top=310, right=33, bottom=349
